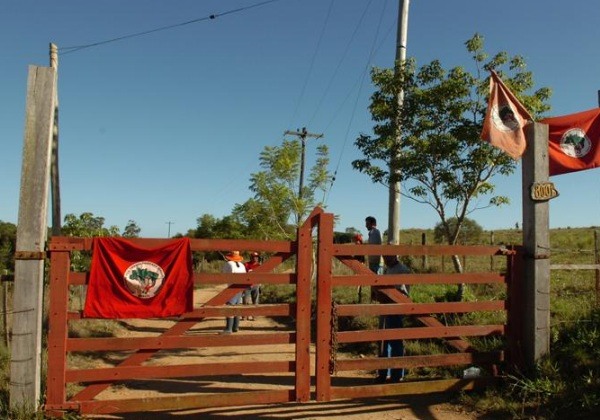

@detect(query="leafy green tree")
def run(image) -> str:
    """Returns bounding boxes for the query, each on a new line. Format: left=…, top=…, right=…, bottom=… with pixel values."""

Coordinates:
left=123, top=220, right=141, bottom=238
left=353, top=33, right=551, bottom=274
left=62, top=213, right=120, bottom=238
left=0, top=221, right=17, bottom=273
left=234, top=139, right=332, bottom=240
left=434, top=217, right=483, bottom=245
left=62, top=212, right=120, bottom=271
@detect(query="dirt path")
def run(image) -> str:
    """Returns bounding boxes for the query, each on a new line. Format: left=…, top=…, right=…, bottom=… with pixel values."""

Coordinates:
left=87, top=286, right=477, bottom=419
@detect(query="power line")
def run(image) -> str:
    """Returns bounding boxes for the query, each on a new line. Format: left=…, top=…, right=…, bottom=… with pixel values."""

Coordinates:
left=322, top=0, right=391, bottom=204
left=286, top=0, right=335, bottom=129
left=307, top=0, right=376, bottom=127
left=59, top=0, right=286, bottom=55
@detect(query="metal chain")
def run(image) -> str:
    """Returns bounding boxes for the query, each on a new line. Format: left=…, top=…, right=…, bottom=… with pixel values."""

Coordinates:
left=329, top=302, right=338, bottom=375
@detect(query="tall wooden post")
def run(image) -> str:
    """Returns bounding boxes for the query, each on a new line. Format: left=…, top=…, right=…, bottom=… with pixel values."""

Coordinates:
left=10, top=65, right=56, bottom=409
left=50, top=43, right=61, bottom=236
left=521, top=122, right=551, bottom=370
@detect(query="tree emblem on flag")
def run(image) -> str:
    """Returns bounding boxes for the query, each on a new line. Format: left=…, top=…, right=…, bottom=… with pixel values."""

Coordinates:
left=123, top=261, right=165, bottom=299
left=559, top=128, right=591, bottom=158
left=491, top=103, right=521, bottom=132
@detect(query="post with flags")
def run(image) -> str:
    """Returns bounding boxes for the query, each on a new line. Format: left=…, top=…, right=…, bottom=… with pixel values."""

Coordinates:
left=521, top=122, right=551, bottom=370
left=481, top=70, right=551, bottom=370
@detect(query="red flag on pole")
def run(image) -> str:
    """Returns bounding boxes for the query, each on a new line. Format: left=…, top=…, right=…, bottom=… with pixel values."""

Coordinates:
left=541, top=108, right=600, bottom=176
left=480, top=70, right=533, bottom=159
left=83, top=237, right=193, bottom=319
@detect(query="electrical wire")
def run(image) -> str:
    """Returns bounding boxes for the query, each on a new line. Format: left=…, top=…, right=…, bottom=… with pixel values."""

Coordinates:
left=286, top=0, right=335, bottom=130
left=307, top=0, right=375, bottom=127
left=322, top=0, right=394, bottom=204
left=59, top=0, right=286, bottom=55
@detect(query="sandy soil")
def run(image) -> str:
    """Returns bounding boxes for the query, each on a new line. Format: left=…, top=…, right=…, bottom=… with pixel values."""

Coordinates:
left=82, top=286, right=478, bottom=419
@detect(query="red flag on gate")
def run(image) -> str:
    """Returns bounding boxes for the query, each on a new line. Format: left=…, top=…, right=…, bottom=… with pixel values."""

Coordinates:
left=480, top=70, right=533, bottom=159
left=541, top=108, right=600, bottom=176
left=83, top=237, right=193, bottom=319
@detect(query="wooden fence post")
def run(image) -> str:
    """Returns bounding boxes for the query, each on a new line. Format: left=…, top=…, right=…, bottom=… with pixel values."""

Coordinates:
left=10, top=65, right=56, bottom=409
left=490, top=231, right=495, bottom=271
left=521, top=122, right=551, bottom=371
left=421, top=232, right=427, bottom=269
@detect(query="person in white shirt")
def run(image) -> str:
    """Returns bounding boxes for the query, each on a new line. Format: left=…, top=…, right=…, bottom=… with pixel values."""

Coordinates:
left=221, top=251, right=246, bottom=334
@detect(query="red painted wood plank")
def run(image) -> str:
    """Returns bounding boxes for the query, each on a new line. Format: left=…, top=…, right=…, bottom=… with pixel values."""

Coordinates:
left=77, top=390, right=294, bottom=414
left=333, top=272, right=506, bottom=286
left=66, top=361, right=294, bottom=383
left=335, top=300, right=506, bottom=316
left=335, top=351, right=504, bottom=371
left=67, top=332, right=295, bottom=352
left=45, top=251, right=71, bottom=406
left=336, top=325, right=505, bottom=343
left=315, top=212, right=334, bottom=402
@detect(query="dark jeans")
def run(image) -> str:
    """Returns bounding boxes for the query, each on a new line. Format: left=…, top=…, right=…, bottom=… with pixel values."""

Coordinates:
left=243, top=285, right=260, bottom=305
left=377, top=314, right=405, bottom=381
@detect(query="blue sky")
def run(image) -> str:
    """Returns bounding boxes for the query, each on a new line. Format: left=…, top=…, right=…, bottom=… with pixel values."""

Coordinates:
left=2, top=0, right=599, bottom=238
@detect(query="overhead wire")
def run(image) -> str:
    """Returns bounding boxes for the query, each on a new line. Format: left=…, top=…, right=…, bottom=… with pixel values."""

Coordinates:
left=59, top=0, right=286, bottom=55
left=322, top=0, right=394, bottom=205
left=285, top=0, right=335, bottom=130
left=306, top=0, right=375, bottom=127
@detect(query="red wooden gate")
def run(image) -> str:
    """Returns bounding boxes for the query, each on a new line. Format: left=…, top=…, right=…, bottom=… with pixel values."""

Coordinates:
left=44, top=208, right=523, bottom=416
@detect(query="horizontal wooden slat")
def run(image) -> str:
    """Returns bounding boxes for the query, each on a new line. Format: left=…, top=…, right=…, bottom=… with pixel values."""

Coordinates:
left=66, top=360, right=294, bottom=383
left=335, top=300, right=506, bottom=317
left=333, top=244, right=514, bottom=257
left=74, top=389, right=294, bottom=414
left=336, top=325, right=505, bottom=343
left=333, top=272, right=506, bottom=286
left=67, top=332, right=295, bottom=352
left=330, top=377, right=498, bottom=400
left=49, top=237, right=295, bottom=253
left=68, top=271, right=295, bottom=286
left=67, top=303, right=294, bottom=321
left=335, top=351, right=504, bottom=371
left=196, top=272, right=295, bottom=285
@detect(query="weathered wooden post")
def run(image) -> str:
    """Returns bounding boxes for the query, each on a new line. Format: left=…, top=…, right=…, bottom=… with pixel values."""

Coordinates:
left=10, top=65, right=56, bottom=409
left=50, top=43, right=61, bottom=236
left=521, top=122, right=552, bottom=370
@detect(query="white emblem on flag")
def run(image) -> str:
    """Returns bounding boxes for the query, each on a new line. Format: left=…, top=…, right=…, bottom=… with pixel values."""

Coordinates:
left=491, top=103, right=521, bottom=132
left=123, top=261, right=165, bottom=299
left=560, top=128, right=591, bottom=158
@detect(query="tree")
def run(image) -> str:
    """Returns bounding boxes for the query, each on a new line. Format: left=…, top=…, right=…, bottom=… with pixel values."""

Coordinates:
left=0, top=221, right=17, bottom=273
left=62, top=212, right=120, bottom=271
left=234, top=139, right=332, bottom=240
left=353, top=33, right=551, bottom=274
left=434, top=217, right=483, bottom=246
left=62, top=213, right=120, bottom=238
left=123, top=220, right=141, bottom=238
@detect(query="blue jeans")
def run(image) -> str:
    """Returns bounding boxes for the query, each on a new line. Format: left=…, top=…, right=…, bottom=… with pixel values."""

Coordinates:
left=377, top=314, right=405, bottom=381
left=243, top=285, right=260, bottom=305
left=369, top=263, right=382, bottom=274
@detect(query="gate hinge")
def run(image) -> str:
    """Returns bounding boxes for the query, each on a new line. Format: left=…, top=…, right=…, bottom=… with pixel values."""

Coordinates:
left=14, top=251, right=47, bottom=260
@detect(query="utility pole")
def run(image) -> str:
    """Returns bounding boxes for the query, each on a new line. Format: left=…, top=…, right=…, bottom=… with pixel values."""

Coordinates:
left=283, top=127, right=323, bottom=223
left=388, top=0, right=410, bottom=245
left=50, top=43, right=61, bottom=236
left=166, top=221, right=174, bottom=238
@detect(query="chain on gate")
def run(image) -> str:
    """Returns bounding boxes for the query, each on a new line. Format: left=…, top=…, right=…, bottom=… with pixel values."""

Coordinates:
left=330, top=302, right=338, bottom=375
